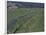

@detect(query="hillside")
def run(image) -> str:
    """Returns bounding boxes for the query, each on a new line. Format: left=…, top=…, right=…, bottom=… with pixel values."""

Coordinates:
left=7, top=1, right=44, bottom=34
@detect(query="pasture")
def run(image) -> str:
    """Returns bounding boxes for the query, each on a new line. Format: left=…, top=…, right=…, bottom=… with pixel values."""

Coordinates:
left=7, top=8, right=44, bottom=33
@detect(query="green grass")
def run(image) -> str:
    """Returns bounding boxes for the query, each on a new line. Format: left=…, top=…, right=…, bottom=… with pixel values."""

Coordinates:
left=7, top=8, right=44, bottom=33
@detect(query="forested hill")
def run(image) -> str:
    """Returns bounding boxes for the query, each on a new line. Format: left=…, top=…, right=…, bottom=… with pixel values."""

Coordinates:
left=7, top=1, right=44, bottom=8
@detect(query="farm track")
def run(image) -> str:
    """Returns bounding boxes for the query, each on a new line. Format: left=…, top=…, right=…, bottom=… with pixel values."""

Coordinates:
left=7, top=13, right=33, bottom=33
left=13, top=14, right=33, bottom=33
left=7, top=8, right=44, bottom=33
left=7, top=13, right=43, bottom=33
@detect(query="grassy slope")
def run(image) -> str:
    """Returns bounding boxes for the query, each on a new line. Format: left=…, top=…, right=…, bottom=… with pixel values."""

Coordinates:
left=7, top=8, right=44, bottom=33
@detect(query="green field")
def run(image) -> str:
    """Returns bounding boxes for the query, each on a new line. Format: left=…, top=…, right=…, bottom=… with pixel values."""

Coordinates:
left=7, top=8, right=44, bottom=33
